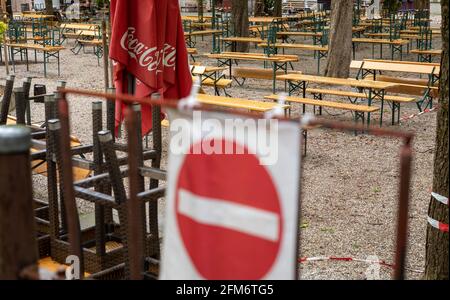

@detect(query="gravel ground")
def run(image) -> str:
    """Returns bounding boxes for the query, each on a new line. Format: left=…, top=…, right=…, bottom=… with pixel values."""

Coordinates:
left=0, top=21, right=442, bottom=279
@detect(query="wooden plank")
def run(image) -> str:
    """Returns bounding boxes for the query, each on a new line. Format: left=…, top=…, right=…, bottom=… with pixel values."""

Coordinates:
left=204, top=52, right=298, bottom=62
left=234, top=67, right=301, bottom=80
left=6, top=43, right=65, bottom=52
left=352, top=38, right=408, bottom=45
left=264, top=95, right=380, bottom=112
left=197, top=94, right=289, bottom=112
left=258, top=43, right=328, bottom=51
left=363, top=59, right=440, bottom=67
left=306, top=88, right=415, bottom=102
left=276, top=31, right=323, bottom=37
left=351, top=59, right=440, bottom=75
left=277, top=73, right=398, bottom=90
left=222, top=37, right=265, bottom=43
left=184, top=30, right=223, bottom=37
left=410, top=49, right=442, bottom=56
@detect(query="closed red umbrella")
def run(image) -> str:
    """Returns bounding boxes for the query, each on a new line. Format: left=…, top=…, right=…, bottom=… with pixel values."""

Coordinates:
left=110, top=0, right=192, bottom=135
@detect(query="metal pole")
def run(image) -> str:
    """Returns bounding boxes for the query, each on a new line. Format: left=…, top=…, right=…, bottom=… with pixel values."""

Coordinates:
left=0, top=126, right=39, bottom=280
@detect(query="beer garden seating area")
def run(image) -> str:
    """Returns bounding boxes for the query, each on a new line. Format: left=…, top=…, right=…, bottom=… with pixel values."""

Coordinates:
left=0, top=2, right=446, bottom=281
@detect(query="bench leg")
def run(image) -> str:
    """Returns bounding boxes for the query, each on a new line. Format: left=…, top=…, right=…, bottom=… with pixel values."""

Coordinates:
left=44, top=52, right=47, bottom=78
left=57, top=52, right=61, bottom=77
left=302, top=129, right=308, bottom=157
left=25, top=49, right=29, bottom=72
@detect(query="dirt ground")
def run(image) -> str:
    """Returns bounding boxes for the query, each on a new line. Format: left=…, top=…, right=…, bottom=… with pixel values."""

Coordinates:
left=0, top=19, right=442, bottom=279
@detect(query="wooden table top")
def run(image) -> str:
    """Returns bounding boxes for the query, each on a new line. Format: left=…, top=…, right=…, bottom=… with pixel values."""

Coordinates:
left=277, top=73, right=399, bottom=90
left=221, top=37, right=265, bottom=43
left=197, top=94, right=290, bottom=112
left=249, top=17, right=287, bottom=23
left=7, top=43, right=65, bottom=51
left=205, top=51, right=298, bottom=62
left=351, top=60, right=440, bottom=75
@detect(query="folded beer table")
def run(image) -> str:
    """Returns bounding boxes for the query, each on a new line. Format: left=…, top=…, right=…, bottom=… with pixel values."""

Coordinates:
left=204, top=51, right=299, bottom=93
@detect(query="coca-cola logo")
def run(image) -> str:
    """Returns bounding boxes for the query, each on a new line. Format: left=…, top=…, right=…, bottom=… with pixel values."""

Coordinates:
left=120, top=27, right=176, bottom=74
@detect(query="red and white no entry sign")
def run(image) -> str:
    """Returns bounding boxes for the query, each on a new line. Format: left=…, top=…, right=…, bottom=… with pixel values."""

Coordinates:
left=175, top=140, right=283, bottom=280
left=160, top=108, right=301, bottom=280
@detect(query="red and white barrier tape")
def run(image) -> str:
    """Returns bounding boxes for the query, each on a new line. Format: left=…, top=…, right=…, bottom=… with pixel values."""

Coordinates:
left=400, top=107, right=437, bottom=122
left=427, top=192, right=449, bottom=233
left=431, top=192, right=449, bottom=206
left=298, top=256, right=423, bottom=273
left=427, top=215, right=449, bottom=233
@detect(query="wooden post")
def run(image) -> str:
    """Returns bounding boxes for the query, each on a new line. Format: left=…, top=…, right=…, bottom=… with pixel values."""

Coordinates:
left=2, top=14, right=9, bottom=76
left=102, top=18, right=109, bottom=91
left=0, top=126, right=39, bottom=280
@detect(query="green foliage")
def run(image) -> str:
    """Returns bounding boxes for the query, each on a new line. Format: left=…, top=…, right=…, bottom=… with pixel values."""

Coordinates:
left=96, top=0, right=110, bottom=8
left=382, top=0, right=402, bottom=14
left=0, top=21, right=7, bottom=43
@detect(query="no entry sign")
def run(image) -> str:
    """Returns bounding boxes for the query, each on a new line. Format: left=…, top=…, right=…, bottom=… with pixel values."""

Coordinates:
left=160, top=109, right=302, bottom=280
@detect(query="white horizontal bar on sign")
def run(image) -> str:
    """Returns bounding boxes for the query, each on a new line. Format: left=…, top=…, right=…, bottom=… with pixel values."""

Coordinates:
left=178, top=189, right=280, bottom=242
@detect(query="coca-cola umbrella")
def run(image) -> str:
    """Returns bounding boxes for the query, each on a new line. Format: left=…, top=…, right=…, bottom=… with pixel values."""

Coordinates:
left=110, top=0, right=193, bottom=135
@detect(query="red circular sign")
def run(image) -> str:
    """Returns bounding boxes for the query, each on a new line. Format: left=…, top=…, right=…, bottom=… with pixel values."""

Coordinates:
left=175, top=139, right=282, bottom=280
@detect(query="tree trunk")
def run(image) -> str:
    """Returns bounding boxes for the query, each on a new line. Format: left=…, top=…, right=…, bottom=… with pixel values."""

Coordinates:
left=231, top=0, right=249, bottom=52
left=45, top=0, right=54, bottom=15
left=324, top=0, right=353, bottom=78
left=273, top=0, right=282, bottom=17
left=424, top=0, right=449, bottom=280
left=415, top=0, right=430, bottom=11
left=198, top=0, right=204, bottom=22
left=254, top=0, right=265, bottom=16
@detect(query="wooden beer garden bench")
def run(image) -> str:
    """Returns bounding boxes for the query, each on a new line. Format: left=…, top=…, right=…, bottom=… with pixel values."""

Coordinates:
left=351, top=38, right=409, bottom=60
left=264, top=94, right=379, bottom=128
left=7, top=43, right=64, bottom=77
left=204, top=51, right=299, bottom=93
left=276, top=31, right=323, bottom=44
left=410, top=49, right=442, bottom=63
left=187, top=48, right=198, bottom=61
left=277, top=73, right=399, bottom=126
left=184, top=29, right=223, bottom=47
left=258, top=42, right=328, bottom=74
left=350, top=59, right=440, bottom=111
left=196, top=93, right=290, bottom=113
left=220, top=36, right=265, bottom=52
left=304, top=88, right=415, bottom=125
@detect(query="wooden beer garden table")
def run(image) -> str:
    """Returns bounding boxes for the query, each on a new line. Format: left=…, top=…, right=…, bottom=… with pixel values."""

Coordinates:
left=277, top=73, right=399, bottom=126
left=204, top=51, right=299, bottom=93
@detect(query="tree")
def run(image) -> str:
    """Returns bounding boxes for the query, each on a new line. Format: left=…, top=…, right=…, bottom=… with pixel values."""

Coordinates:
left=324, top=0, right=353, bottom=78
left=254, top=0, right=265, bottom=16
left=273, top=0, right=282, bottom=17
left=415, top=0, right=430, bottom=11
left=45, top=0, right=54, bottom=15
left=231, top=0, right=249, bottom=52
left=197, top=0, right=204, bottom=22
left=416, top=0, right=431, bottom=18
left=424, top=0, right=449, bottom=280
